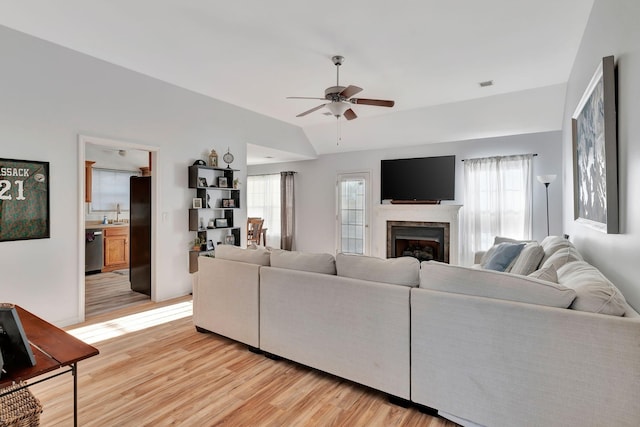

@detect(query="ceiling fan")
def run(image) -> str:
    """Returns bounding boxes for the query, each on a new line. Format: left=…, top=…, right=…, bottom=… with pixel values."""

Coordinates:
left=287, top=55, right=395, bottom=120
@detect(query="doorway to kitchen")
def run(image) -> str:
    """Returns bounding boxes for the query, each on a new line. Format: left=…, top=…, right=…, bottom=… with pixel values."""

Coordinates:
left=80, top=135, right=158, bottom=321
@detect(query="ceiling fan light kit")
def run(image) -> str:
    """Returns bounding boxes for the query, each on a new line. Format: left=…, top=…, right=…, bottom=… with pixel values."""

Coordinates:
left=287, top=55, right=395, bottom=121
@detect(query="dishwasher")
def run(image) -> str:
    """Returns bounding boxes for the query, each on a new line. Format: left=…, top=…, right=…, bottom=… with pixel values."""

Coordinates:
left=85, top=229, right=104, bottom=274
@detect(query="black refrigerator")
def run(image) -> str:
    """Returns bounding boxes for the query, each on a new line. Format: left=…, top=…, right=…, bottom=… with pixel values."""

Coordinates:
left=130, top=176, right=151, bottom=296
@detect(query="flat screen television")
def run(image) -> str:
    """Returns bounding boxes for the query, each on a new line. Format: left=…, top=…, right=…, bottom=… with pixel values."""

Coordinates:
left=381, top=155, right=455, bottom=202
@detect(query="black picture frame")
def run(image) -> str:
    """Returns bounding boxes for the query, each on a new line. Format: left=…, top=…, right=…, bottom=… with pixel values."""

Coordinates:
left=0, top=158, right=50, bottom=242
left=572, top=55, right=618, bottom=234
left=0, top=303, right=36, bottom=373
left=218, top=176, right=228, bottom=188
left=215, top=218, right=228, bottom=228
left=198, top=177, right=208, bottom=188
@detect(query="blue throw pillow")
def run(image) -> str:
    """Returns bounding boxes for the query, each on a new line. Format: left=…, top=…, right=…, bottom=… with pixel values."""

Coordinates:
left=484, top=242, right=525, bottom=272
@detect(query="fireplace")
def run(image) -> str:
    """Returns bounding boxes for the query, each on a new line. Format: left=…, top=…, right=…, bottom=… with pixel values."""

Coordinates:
left=387, top=221, right=450, bottom=263
left=374, top=204, right=461, bottom=264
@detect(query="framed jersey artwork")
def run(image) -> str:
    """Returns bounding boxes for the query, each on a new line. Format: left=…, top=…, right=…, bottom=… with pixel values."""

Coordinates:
left=0, top=158, right=50, bottom=242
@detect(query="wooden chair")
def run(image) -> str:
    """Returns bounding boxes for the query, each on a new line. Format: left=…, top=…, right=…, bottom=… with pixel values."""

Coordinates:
left=247, top=217, right=264, bottom=246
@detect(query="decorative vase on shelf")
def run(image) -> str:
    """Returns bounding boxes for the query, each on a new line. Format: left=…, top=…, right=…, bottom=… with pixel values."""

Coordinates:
left=208, top=149, right=218, bottom=167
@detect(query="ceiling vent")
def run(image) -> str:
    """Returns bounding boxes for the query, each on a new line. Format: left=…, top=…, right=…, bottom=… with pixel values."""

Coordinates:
left=479, top=80, right=494, bottom=88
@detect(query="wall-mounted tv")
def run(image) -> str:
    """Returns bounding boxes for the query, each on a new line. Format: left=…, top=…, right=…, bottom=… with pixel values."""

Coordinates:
left=381, top=155, right=455, bottom=202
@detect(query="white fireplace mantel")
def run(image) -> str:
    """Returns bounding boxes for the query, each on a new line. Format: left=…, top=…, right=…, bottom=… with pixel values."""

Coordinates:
left=372, top=204, right=462, bottom=264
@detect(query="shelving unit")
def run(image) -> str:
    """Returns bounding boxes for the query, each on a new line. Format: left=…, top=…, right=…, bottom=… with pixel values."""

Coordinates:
left=188, top=165, right=241, bottom=273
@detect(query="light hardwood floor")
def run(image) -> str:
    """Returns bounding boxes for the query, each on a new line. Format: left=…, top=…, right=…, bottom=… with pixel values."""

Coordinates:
left=85, top=270, right=149, bottom=318
left=29, top=297, right=459, bottom=426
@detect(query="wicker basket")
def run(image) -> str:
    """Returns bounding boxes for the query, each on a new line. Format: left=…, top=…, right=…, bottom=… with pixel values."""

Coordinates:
left=0, top=383, right=42, bottom=427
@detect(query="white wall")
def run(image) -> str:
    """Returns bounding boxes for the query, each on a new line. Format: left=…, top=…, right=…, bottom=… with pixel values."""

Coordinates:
left=0, top=25, right=313, bottom=325
left=249, top=131, right=563, bottom=256
left=562, top=0, right=640, bottom=310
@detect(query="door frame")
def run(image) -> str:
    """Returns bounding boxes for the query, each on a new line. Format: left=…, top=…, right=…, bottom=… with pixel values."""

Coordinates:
left=78, top=134, right=160, bottom=321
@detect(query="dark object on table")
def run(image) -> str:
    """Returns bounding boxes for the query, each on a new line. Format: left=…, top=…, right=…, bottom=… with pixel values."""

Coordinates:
left=0, top=304, right=36, bottom=374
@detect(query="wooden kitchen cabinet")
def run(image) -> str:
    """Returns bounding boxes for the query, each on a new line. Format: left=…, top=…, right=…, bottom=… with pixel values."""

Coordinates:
left=103, top=226, right=129, bottom=272
left=85, top=161, right=95, bottom=203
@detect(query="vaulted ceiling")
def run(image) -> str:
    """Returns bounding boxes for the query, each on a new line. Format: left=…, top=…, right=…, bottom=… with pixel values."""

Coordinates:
left=0, top=1, right=594, bottom=162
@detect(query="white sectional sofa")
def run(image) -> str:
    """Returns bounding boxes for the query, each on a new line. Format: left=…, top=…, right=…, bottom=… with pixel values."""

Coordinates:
left=193, top=237, right=640, bottom=427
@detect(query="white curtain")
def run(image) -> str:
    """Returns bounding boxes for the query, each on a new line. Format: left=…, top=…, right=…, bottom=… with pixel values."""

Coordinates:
left=461, top=154, right=533, bottom=265
left=247, top=174, right=281, bottom=248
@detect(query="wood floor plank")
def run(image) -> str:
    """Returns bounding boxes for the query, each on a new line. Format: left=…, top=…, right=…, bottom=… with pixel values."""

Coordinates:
left=85, top=269, right=149, bottom=318
left=27, top=297, right=458, bottom=426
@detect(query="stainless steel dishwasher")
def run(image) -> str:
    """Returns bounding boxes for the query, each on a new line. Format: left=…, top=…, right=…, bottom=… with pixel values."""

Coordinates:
left=85, top=229, right=103, bottom=274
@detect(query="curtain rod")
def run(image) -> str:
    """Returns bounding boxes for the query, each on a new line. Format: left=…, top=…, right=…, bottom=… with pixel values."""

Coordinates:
left=461, top=153, right=537, bottom=162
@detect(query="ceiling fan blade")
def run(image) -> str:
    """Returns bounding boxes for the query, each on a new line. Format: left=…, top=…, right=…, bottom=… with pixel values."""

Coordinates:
left=296, top=103, right=327, bottom=117
left=343, top=108, right=357, bottom=120
left=287, top=96, right=326, bottom=100
left=350, top=98, right=395, bottom=107
left=339, top=85, right=363, bottom=99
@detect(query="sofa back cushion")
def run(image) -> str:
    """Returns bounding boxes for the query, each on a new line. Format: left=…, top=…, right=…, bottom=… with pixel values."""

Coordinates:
left=420, top=261, right=576, bottom=308
left=557, top=261, right=628, bottom=316
left=336, top=254, right=420, bottom=287
left=215, top=245, right=271, bottom=266
left=270, top=249, right=336, bottom=275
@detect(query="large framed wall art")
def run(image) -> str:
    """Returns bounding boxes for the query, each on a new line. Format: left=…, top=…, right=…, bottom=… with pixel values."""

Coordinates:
left=0, top=158, right=50, bottom=241
left=571, top=55, right=618, bottom=234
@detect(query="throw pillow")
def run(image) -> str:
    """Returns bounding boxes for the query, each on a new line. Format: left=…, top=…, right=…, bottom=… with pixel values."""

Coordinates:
left=509, top=242, right=545, bottom=275
left=483, top=242, right=526, bottom=272
left=539, top=247, right=583, bottom=271
left=528, top=265, right=558, bottom=283
left=540, top=236, right=573, bottom=266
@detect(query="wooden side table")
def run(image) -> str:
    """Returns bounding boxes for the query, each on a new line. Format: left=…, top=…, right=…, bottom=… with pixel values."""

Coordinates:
left=0, top=305, right=99, bottom=427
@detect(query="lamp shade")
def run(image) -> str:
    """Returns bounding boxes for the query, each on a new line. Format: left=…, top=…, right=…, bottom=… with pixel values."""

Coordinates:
left=536, top=174, right=557, bottom=185
left=326, top=101, right=351, bottom=117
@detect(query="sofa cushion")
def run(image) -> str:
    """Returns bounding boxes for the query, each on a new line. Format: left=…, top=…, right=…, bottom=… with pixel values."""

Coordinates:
left=480, top=236, right=535, bottom=267
left=494, top=236, right=536, bottom=245
left=509, top=242, right=545, bottom=275
left=336, top=254, right=420, bottom=287
left=540, top=236, right=573, bottom=266
left=215, top=245, right=271, bottom=266
left=483, top=242, right=525, bottom=272
left=270, top=249, right=336, bottom=275
left=420, top=261, right=576, bottom=308
left=540, top=247, right=583, bottom=271
left=528, top=264, right=558, bottom=283
left=557, top=261, right=628, bottom=316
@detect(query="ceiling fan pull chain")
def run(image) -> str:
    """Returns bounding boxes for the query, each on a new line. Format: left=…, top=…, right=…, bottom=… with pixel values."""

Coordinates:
left=337, top=117, right=341, bottom=145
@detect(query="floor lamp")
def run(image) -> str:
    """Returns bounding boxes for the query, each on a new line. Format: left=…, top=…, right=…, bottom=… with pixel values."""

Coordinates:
left=537, top=174, right=557, bottom=236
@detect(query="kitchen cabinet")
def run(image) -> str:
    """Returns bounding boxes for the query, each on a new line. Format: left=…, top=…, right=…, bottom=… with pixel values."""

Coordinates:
left=85, top=161, right=95, bottom=203
left=103, top=226, right=129, bottom=272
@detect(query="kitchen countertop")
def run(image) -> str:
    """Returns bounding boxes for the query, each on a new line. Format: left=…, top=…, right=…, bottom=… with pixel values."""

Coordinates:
left=85, top=221, right=129, bottom=230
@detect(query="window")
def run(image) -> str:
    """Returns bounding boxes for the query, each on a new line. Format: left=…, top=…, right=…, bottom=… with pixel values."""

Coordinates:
left=461, top=154, right=533, bottom=264
left=247, top=174, right=281, bottom=248
left=91, top=168, right=140, bottom=211
left=337, top=172, right=370, bottom=255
